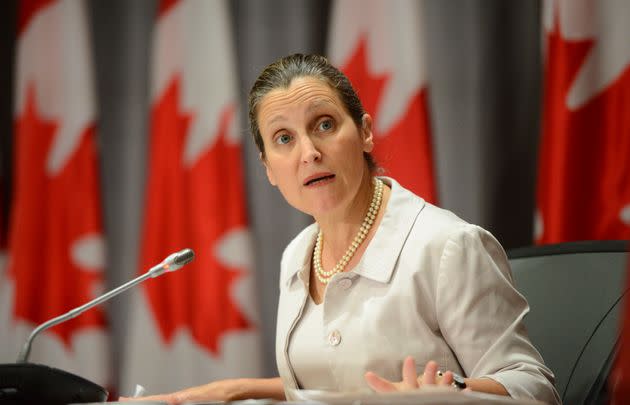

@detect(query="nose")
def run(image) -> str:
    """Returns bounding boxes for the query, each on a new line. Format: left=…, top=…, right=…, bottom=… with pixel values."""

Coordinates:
left=299, top=136, right=321, bottom=164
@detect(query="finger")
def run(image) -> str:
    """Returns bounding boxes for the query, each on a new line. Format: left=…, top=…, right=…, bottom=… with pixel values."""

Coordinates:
left=440, top=371, right=454, bottom=386
left=402, top=356, right=419, bottom=388
left=365, top=371, right=398, bottom=393
left=422, top=361, right=439, bottom=385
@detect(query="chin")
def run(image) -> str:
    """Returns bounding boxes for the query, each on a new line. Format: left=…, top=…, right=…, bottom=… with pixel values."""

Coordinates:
left=306, top=198, right=343, bottom=218
left=285, top=189, right=344, bottom=217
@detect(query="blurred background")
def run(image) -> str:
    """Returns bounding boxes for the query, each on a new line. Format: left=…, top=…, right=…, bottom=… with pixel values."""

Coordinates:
left=0, top=0, right=628, bottom=398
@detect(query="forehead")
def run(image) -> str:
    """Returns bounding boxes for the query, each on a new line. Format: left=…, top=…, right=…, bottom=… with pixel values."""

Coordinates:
left=257, top=76, right=344, bottom=121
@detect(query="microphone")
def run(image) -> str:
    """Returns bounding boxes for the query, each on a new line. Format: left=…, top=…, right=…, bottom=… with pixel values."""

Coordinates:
left=17, top=248, right=195, bottom=363
left=0, top=248, right=195, bottom=404
left=149, top=247, right=195, bottom=277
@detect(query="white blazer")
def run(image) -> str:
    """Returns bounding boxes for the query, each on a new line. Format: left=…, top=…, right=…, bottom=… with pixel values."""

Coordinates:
left=275, top=177, right=560, bottom=404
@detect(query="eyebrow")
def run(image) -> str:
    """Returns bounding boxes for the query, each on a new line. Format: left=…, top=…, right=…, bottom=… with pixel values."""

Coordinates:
left=266, top=114, right=287, bottom=128
left=305, top=99, right=336, bottom=114
left=263, top=98, right=338, bottom=131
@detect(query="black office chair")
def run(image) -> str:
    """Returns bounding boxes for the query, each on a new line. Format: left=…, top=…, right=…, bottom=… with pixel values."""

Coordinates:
left=508, top=240, right=629, bottom=405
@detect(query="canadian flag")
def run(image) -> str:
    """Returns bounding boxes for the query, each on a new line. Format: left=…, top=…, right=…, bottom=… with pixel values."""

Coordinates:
left=535, top=0, right=630, bottom=244
left=0, top=0, right=109, bottom=385
left=0, top=174, right=6, bottom=343
left=0, top=169, right=6, bottom=269
left=327, top=0, right=437, bottom=202
left=121, top=0, right=261, bottom=394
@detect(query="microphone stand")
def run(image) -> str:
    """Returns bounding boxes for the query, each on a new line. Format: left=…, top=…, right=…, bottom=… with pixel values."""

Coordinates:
left=17, top=252, right=188, bottom=363
left=0, top=248, right=194, bottom=405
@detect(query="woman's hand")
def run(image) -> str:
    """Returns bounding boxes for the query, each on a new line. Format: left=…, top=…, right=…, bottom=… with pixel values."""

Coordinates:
left=119, top=377, right=285, bottom=404
left=119, top=393, right=177, bottom=404
left=365, top=356, right=510, bottom=396
left=364, top=356, right=456, bottom=392
left=118, top=380, right=242, bottom=404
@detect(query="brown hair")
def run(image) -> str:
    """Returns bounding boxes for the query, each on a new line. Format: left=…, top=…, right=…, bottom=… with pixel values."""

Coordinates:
left=248, top=53, right=377, bottom=172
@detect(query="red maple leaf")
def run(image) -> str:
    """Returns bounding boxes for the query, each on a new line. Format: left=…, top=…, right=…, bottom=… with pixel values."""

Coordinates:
left=0, top=175, right=6, bottom=250
left=17, top=0, right=55, bottom=36
left=9, top=85, right=106, bottom=347
left=341, top=36, right=437, bottom=203
left=157, top=0, right=179, bottom=18
left=537, top=17, right=630, bottom=243
left=140, top=76, right=251, bottom=354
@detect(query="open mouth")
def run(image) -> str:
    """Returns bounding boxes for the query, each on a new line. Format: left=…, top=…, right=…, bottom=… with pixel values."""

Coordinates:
left=304, top=174, right=335, bottom=186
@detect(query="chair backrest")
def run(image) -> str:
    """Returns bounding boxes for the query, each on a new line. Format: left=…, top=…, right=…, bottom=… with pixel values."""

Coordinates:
left=508, top=240, right=628, bottom=405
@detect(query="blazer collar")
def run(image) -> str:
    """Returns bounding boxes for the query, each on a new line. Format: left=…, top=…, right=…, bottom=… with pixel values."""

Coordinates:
left=281, top=223, right=318, bottom=288
left=282, top=177, right=426, bottom=287
left=355, top=177, right=425, bottom=283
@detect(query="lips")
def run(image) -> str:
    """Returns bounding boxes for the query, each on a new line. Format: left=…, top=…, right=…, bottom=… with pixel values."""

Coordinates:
left=304, top=173, right=335, bottom=186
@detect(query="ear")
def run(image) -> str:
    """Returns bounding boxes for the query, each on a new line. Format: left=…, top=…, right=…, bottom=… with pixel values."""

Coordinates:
left=361, top=114, right=375, bottom=153
left=261, top=152, right=277, bottom=186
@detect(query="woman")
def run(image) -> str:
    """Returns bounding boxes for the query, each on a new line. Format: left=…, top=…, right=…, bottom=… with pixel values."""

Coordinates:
left=127, top=54, right=560, bottom=404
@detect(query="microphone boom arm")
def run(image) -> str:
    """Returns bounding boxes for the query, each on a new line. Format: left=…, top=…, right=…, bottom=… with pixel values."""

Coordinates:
left=17, top=248, right=194, bottom=363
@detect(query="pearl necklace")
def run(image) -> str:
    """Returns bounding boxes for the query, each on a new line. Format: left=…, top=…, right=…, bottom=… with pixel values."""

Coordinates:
left=313, top=177, right=384, bottom=284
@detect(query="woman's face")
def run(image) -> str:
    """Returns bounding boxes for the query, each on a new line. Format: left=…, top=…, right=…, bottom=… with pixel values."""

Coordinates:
left=257, top=76, right=374, bottom=217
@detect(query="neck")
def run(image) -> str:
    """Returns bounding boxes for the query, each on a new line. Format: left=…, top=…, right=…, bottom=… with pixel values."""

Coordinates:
left=315, top=173, right=375, bottom=258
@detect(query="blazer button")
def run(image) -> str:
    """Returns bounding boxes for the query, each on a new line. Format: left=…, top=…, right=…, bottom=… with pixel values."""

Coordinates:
left=328, top=330, right=341, bottom=346
left=338, top=278, right=352, bottom=290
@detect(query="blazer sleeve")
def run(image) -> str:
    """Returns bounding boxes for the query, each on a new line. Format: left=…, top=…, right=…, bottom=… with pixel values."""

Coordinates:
left=435, top=224, right=561, bottom=405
